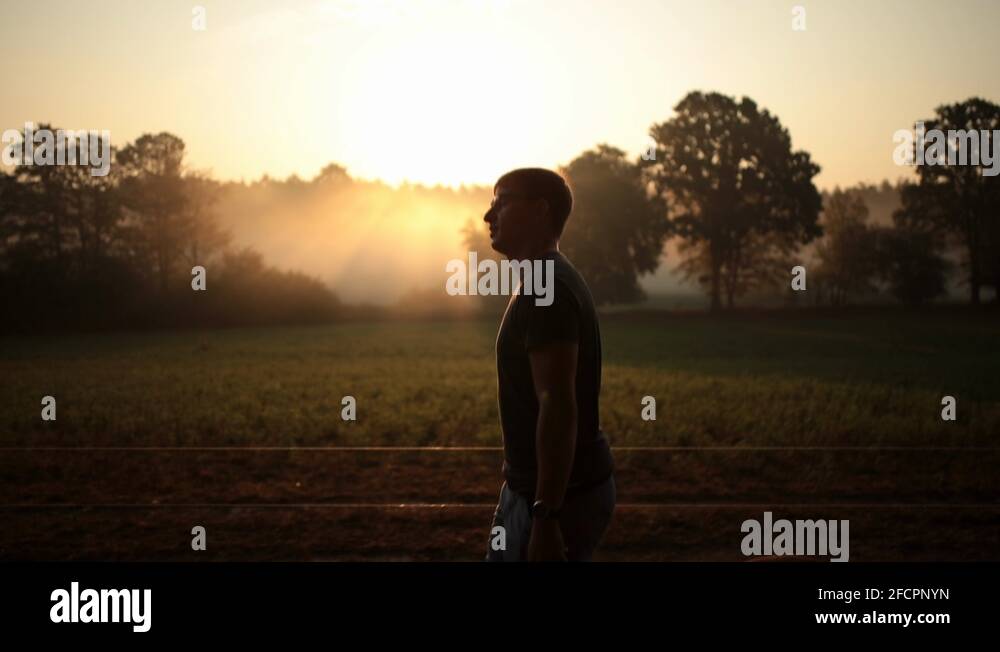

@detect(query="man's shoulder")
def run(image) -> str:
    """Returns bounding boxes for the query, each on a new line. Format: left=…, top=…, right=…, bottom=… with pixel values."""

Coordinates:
left=550, top=253, right=587, bottom=287
left=548, top=254, right=596, bottom=311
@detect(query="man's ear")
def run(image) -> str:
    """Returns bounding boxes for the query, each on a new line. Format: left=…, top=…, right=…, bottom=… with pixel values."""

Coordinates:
left=535, top=198, right=556, bottom=233
left=531, top=197, right=549, bottom=214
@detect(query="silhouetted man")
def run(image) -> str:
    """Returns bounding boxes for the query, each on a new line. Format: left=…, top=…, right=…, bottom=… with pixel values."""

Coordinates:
left=484, top=168, right=615, bottom=562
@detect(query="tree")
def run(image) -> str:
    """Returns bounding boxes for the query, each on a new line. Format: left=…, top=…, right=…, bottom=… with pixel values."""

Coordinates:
left=0, top=127, right=128, bottom=325
left=644, top=91, right=822, bottom=310
left=813, top=189, right=881, bottom=306
left=0, top=127, right=343, bottom=332
left=178, top=174, right=230, bottom=268
left=314, top=163, right=351, bottom=187
left=0, top=170, right=15, bottom=262
left=209, top=248, right=342, bottom=325
left=5, top=123, right=86, bottom=264
left=116, top=133, right=226, bottom=293
left=559, top=145, right=670, bottom=304
left=895, top=97, right=1000, bottom=304
left=675, top=230, right=801, bottom=306
left=986, top=193, right=1000, bottom=299
left=875, top=225, right=950, bottom=307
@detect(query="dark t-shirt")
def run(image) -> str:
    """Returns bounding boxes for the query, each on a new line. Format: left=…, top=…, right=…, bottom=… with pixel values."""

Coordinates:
left=495, top=251, right=614, bottom=498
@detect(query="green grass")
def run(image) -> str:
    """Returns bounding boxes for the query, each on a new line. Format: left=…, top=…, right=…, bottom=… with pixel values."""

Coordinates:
left=2, top=310, right=998, bottom=448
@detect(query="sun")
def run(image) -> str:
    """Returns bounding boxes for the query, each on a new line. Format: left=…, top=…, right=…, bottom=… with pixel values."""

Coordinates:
left=329, top=15, right=540, bottom=187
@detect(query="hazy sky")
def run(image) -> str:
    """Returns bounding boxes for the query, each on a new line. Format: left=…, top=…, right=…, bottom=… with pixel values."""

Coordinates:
left=3, top=0, right=998, bottom=190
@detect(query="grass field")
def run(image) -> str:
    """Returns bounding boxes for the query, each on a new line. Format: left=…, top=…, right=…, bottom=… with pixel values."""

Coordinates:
left=2, top=308, right=998, bottom=560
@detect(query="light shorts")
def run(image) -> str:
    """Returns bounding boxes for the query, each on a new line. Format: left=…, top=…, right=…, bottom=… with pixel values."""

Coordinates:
left=485, top=473, right=616, bottom=562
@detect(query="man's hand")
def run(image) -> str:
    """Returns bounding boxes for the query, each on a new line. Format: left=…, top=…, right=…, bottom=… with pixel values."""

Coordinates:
left=527, top=518, right=567, bottom=561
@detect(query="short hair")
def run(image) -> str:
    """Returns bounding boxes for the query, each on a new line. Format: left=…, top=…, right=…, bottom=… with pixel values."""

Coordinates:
left=494, top=168, right=573, bottom=236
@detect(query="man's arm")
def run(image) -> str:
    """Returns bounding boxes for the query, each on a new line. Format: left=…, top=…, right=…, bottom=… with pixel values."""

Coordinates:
left=527, top=340, right=578, bottom=561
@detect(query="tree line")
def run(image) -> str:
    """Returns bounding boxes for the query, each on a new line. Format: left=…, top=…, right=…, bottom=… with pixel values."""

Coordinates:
left=468, top=91, right=999, bottom=309
left=3, top=91, right=998, bottom=333
left=0, top=130, right=342, bottom=332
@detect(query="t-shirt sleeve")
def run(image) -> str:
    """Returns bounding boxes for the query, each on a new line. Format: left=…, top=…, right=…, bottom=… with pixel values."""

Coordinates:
left=522, top=280, right=580, bottom=352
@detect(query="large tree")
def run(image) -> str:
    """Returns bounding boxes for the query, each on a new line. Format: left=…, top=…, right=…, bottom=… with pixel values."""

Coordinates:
left=3, top=126, right=121, bottom=267
left=116, top=133, right=226, bottom=293
left=1, top=126, right=132, bottom=328
left=559, top=145, right=670, bottom=304
left=874, top=224, right=950, bottom=307
left=644, top=92, right=822, bottom=310
left=895, top=97, right=1000, bottom=304
left=813, top=189, right=881, bottom=306
left=4, top=123, right=98, bottom=264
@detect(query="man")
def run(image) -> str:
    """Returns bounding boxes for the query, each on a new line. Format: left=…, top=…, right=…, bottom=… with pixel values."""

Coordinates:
left=484, top=168, right=616, bottom=562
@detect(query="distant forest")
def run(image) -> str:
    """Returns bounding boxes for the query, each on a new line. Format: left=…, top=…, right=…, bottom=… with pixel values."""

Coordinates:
left=2, top=92, right=998, bottom=332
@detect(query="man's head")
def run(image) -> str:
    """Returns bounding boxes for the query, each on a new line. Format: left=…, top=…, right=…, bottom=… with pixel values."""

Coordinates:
left=484, top=168, right=573, bottom=258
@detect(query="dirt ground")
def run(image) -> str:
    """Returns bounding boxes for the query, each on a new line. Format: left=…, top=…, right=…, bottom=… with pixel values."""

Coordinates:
left=3, top=448, right=996, bottom=561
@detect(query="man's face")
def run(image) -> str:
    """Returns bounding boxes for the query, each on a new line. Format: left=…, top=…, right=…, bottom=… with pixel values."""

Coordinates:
left=484, top=182, right=547, bottom=257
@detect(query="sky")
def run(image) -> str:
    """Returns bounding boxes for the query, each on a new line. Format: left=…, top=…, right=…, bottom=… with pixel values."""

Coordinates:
left=2, top=0, right=999, bottom=190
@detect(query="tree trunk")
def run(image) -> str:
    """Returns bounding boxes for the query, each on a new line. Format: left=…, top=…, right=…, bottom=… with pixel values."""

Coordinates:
left=710, top=262, right=722, bottom=312
left=970, top=276, right=981, bottom=305
left=966, top=224, right=981, bottom=305
left=157, top=246, right=169, bottom=295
